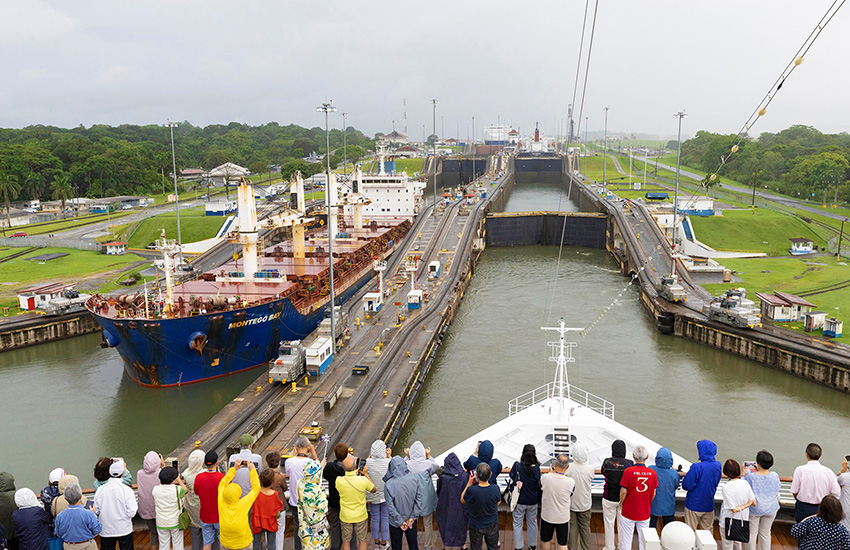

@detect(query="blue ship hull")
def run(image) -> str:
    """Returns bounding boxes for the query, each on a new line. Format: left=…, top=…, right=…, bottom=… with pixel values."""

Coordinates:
left=95, top=270, right=373, bottom=387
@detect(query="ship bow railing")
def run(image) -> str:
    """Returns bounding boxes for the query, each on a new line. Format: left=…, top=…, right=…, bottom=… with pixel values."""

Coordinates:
left=508, top=382, right=614, bottom=420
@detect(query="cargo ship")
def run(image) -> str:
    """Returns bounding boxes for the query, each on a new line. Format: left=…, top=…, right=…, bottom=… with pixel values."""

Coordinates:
left=87, top=154, right=424, bottom=387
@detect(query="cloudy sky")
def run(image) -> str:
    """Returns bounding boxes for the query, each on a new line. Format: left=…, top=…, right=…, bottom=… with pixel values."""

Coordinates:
left=1, top=0, right=847, bottom=140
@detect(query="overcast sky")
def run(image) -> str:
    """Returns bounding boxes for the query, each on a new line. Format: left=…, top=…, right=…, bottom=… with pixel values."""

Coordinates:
left=1, top=0, right=847, bottom=140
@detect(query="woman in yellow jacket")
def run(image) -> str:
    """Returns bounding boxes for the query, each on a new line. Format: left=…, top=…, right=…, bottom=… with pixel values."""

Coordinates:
left=218, top=460, right=260, bottom=550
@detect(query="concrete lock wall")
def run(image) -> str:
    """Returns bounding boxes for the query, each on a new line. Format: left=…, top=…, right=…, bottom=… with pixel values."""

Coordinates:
left=440, top=158, right=487, bottom=186
left=485, top=212, right=608, bottom=248
left=0, top=312, right=101, bottom=352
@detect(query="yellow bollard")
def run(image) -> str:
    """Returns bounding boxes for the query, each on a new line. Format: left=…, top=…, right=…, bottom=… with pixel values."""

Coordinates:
left=383, top=390, right=388, bottom=397
left=407, top=351, right=411, bottom=357
left=291, top=381, right=297, bottom=393
left=304, top=376, right=308, bottom=386
left=195, top=440, right=201, bottom=448
left=365, top=313, right=370, bottom=320
left=256, top=386, right=262, bottom=392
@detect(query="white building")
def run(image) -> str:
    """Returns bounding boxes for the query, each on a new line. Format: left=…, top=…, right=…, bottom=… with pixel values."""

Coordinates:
left=208, top=162, right=250, bottom=187
left=789, top=237, right=815, bottom=255
left=18, top=283, right=75, bottom=311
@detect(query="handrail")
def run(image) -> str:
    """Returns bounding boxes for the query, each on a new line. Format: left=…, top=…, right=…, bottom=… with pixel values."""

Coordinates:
left=508, top=382, right=614, bottom=419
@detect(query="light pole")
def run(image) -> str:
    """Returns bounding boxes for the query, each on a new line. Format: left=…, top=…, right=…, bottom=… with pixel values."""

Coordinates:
left=432, top=99, right=438, bottom=217
left=673, top=110, right=687, bottom=269
left=342, top=112, right=348, bottom=178
left=317, top=102, right=338, bottom=350
left=166, top=120, right=182, bottom=254
left=472, top=116, right=476, bottom=182
left=603, top=107, right=609, bottom=185
left=584, top=116, right=589, bottom=176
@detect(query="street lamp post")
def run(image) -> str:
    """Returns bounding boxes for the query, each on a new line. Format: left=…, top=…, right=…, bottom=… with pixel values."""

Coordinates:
left=472, top=116, right=476, bottom=182
left=317, top=102, right=338, bottom=350
left=673, top=111, right=688, bottom=270
left=603, top=107, right=609, bottom=185
left=584, top=116, right=589, bottom=176
left=432, top=99, right=438, bottom=217
left=342, top=112, right=348, bottom=178
left=166, top=120, right=182, bottom=255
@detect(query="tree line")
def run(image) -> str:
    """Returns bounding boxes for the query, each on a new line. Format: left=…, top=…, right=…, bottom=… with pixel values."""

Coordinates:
left=676, top=125, right=850, bottom=202
left=0, top=122, right=374, bottom=204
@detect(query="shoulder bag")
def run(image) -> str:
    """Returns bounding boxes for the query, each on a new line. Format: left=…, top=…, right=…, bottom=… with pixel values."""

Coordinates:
left=177, top=486, right=191, bottom=531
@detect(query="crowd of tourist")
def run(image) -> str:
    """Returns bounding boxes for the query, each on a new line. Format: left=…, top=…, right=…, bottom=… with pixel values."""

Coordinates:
left=1, top=437, right=849, bottom=550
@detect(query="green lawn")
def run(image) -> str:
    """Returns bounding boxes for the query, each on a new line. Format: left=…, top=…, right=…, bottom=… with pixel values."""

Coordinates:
left=0, top=248, right=144, bottom=289
left=581, top=156, right=627, bottom=183
left=689, top=209, right=827, bottom=255
left=394, top=158, right=425, bottom=174
left=127, top=208, right=226, bottom=249
left=703, top=256, right=850, bottom=344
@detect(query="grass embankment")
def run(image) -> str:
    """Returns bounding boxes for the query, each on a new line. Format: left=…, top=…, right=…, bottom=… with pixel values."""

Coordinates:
left=689, top=209, right=826, bottom=255
left=0, top=247, right=151, bottom=313
left=124, top=208, right=226, bottom=249
left=703, top=257, right=850, bottom=344
left=393, top=158, right=425, bottom=174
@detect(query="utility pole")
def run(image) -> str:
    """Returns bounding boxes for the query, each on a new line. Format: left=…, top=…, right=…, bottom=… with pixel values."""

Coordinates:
left=342, top=112, right=348, bottom=178
left=166, top=120, right=182, bottom=255
left=432, top=98, right=438, bottom=217
left=317, top=101, right=338, bottom=350
left=603, top=107, right=609, bottom=185
left=751, top=168, right=759, bottom=212
left=472, top=116, right=476, bottom=181
left=584, top=116, right=589, bottom=176
left=838, top=218, right=846, bottom=259
left=673, top=111, right=688, bottom=268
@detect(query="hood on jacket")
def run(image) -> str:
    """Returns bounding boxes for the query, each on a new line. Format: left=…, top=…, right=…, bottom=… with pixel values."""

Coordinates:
left=409, top=442, right=426, bottom=461
left=697, top=440, right=717, bottom=462
left=572, top=443, right=588, bottom=465
left=48, top=468, right=65, bottom=485
left=477, top=440, right=494, bottom=462
left=442, top=453, right=465, bottom=477
left=0, top=472, right=14, bottom=493
left=611, top=440, right=626, bottom=459
left=14, top=488, right=40, bottom=509
left=184, top=450, right=205, bottom=479
left=58, top=475, right=80, bottom=495
left=384, top=456, right=409, bottom=483
left=222, top=482, right=242, bottom=505
left=371, top=440, right=387, bottom=460
left=143, top=451, right=160, bottom=473
left=655, top=447, right=673, bottom=469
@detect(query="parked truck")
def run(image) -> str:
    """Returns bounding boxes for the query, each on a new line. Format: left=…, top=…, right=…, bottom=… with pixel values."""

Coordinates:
left=268, top=340, right=306, bottom=384
left=318, top=306, right=349, bottom=342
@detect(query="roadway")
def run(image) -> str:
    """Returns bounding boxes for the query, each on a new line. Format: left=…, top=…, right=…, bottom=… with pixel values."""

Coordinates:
left=635, top=155, right=849, bottom=222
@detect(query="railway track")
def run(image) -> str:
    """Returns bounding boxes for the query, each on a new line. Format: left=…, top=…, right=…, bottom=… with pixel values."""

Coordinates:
left=0, top=247, right=38, bottom=264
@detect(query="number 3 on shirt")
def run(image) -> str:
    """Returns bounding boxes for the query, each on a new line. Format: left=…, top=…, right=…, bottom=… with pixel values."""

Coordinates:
left=636, top=477, right=649, bottom=492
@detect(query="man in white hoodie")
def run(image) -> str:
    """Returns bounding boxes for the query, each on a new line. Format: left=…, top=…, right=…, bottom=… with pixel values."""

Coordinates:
left=94, top=460, right=139, bottom=550
left=565, top=444, right=594, bottom=550
left=405, top=442, right=439, bottom=550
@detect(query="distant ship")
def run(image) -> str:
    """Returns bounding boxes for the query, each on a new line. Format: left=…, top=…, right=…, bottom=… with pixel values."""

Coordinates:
left=88, top=151, right=424, bottom=387
left=436, top=319, right=690, bottom=476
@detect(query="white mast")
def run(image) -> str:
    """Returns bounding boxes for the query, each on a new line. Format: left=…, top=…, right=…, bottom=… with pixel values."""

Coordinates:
left=540, top=318, right=583, bottom=406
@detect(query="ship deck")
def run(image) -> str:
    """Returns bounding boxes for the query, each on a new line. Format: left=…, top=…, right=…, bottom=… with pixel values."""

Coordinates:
left=124, top=512, right=799, bottom=550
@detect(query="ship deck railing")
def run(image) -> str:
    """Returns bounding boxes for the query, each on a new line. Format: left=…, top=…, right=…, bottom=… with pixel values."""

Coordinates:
left=508, top=382, right=615, bottom=420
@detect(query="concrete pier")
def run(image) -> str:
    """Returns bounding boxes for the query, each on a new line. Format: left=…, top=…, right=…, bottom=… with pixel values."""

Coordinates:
left=0, top=311, right=101, bottom=352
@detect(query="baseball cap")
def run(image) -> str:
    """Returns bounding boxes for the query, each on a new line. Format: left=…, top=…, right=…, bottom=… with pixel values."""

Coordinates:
left=204, top=450, right=219, bottom=466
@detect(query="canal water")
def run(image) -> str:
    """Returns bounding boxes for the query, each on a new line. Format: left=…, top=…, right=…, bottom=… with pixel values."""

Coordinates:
left=3, top=180, right=849, bottom=490
left=397, top=181, right=850, bottom=475
left=0, top=334, right=258, bottom=490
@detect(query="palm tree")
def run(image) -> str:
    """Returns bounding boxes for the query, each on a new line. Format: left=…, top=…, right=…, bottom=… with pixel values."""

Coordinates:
left=52, top=172, right=73, bottom=219
left=0, top=172, right=21, bottom=235
left=26, top=173, right=46, bottom=201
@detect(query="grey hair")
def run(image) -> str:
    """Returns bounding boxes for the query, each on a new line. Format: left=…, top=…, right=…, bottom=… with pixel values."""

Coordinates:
left=556, top=454, right=570, bottom=470
left=64, top=483, right=82, bottom=505
left=295, top=436, right=310, bottom=450
left=475, top=462, right=491, bottom=482
left=633, top=445, right=649, bottom=463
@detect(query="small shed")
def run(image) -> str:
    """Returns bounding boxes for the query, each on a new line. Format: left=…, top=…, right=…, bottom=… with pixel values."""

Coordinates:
left=103, top=241, right=127, bottom=255
left=755, top=291, right=816, bottom=322
left=824, top=317, right=844, bottom=338
left=18, top=283, right=75, bottom=311
left=789, top=238, right=815, bottom=255
left=407, top=289, right=423, bottom=310
left=362, top=292, right=382, bottom=313
left=803, top=311, right=827, bottom=332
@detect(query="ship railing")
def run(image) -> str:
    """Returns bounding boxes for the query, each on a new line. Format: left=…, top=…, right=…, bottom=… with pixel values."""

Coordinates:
left=508, top=382, right=614, bottom=420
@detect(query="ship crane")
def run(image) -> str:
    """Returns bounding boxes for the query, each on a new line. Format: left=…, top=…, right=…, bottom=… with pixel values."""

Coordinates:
left=154, top=228, right=181, bottom=314
left=344, top=165, right=373, bottom=235
left=225, top=176, right=314, bottom=280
